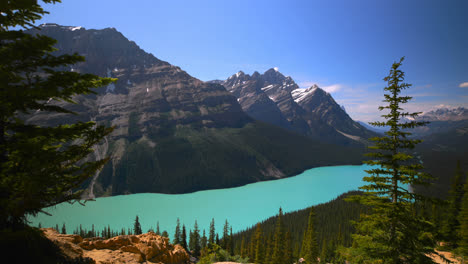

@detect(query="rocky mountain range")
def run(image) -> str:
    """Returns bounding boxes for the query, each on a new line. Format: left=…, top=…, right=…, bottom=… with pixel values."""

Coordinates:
left=27, top=24, right=363, bottom=197
left=418, top=107, right=468, bottom=122
left=211, top=69, right=377, bottom=146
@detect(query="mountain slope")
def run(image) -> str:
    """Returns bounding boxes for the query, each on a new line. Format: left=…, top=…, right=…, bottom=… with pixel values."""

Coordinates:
left=215, top=69, right=377, bottom=146
left=27, top=24, right=363, bottom=196
left=414, top=121, right=468, bottom=198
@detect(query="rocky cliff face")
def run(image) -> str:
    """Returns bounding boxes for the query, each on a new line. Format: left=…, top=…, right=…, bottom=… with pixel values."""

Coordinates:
left=42, top=228, right=189, bottom=264
left=215, top=69, right=376, bottom=145
left=26, top=24, right=364, bottom=197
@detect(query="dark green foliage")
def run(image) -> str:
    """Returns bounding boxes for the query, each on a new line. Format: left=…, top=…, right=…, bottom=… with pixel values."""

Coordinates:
left=133, top=215, right=142, bottom=235
left=190, top=220, right=201, bottom=257
left=284, top=231, right=294, bottom=264
left=209, top=218, right=215, bottom=246
left=414, top=133, right=468, bottom=200
left=458, top=175, right=468, bottom=258
left=162, top=230, right=169, bottom=238
left=441, top=161, right=465, bottom=247
left=300, top=208, right=319, bottom=263
left=0, top=1, right=115, bottom=230
left=341, top=57, right=440, bottom=263
left=198, top=244, right=249, bottom=264
left=222, top=219, right=230, bottom=251
left=156, top=221, right=160, bottom=235
left=180, top=225, right=188, bottom=250
left=252, top=224, right=264, bottom=264
left=201, top=229, right=208, bottom=249
left=181, top=224, right=187, bottom=250
left=271, top=208, right=285, bottom=264
left=229, top=227, right=234, bottom=255
left=61, top=223, right=67, bottom=234
left=174, top=218, right=181, bottom=245
left=232, top=191, right=366, bottom=263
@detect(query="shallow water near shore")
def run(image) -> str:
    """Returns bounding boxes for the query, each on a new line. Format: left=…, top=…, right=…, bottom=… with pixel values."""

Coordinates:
left=30, top=164, right=370, bottom=237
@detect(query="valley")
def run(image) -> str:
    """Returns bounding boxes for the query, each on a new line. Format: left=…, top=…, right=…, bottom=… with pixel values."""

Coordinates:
left=2, top=2, right=468, bottom=262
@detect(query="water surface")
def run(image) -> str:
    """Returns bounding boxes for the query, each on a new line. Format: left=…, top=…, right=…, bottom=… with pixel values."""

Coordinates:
left=31, top=165, right=369, bottom=236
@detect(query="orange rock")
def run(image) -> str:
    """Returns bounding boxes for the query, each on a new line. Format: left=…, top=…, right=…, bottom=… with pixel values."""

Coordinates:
left=42, top=228, right=189, bottom=264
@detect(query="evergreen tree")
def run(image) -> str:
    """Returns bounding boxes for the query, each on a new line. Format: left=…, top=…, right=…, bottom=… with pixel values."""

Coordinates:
left=216, top=233, right=220, bottom=245
left=229, top=226, right=234, bottom=255
left=222, top=219, right=229, bottom=250
left=134, top=215, right=142, bottom=235
left=201, top=229, right=208, bottom=249
left=181, top=224, right=187, bottom=250
left=156, top=221, right=160, bottom=235
left=442, top=161, right=465, bottom=247
left=265, top=232, right=274, bottom=264
left=271, top=208, right=285, bottom=264
left=240, top=236, right=247, bottom=259
left=61, top=223, right=66, bottom=234
left=458, top=175, right=468, bottom=259
left=431, top=203, right=442, bottom=239
left=320, top=238, right=328, bottom=263
left=174, top=218, right=181, bottom=245
left=340, top=57, right=441, bottom=263
left=189, top=229, right=194, bottom=251
left=284, top=231, right=294, bottom=264
left=253, top=223, right=264, bottom=264
left=301, top=208, right=319, bottom=264
left=162, top=230, right=169, bottom=238
left=209, top=218, right=216, bottom=246
left=192, top=220, right=201, bottom=257
left=0, top=0, right=115, bottom=231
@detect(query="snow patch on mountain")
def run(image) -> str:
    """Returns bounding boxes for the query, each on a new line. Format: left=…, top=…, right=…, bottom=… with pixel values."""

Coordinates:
left=291, top=86, right=318, bottom=103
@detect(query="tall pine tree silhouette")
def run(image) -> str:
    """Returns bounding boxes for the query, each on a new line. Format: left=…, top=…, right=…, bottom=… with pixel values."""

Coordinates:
left=340, top=57, right=444, bottom=263
left=134, top=215, right=142, bottom=235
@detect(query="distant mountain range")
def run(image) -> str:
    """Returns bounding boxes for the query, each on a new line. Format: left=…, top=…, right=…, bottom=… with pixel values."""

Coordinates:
left=418, top=107, right=468, bottom=122
left=358, top=107, right=468, bottom=135
left=210, top=69, right=377, bottom=146
left=27, top=24, right=364, bottom=197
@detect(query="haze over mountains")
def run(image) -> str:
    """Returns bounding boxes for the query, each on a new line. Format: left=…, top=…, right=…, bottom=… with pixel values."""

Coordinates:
left=28, top=24, right=364, bottom=197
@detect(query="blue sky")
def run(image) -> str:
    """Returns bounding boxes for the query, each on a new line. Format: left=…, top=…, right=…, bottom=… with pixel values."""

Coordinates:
left=36, top=0, right=467, bottom=122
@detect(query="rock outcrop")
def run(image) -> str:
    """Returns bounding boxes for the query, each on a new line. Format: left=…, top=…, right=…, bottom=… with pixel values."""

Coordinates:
left=42, top=228, right=189, bottom=264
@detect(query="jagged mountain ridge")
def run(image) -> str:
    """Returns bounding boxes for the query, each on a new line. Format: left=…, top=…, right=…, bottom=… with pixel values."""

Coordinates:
left=418, top=107, right=468, bottom=121
left=213, top=69, right=377, bottom=145
left=27, top=24, right=363, bottom=196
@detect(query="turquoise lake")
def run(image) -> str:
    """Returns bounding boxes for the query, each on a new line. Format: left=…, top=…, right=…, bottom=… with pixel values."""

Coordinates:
left=30, top=164, right=369, bottom=236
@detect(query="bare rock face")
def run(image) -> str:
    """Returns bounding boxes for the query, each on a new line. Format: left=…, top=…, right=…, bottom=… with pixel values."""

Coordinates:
left=217, top=69, right=377, bottom=146
left=24, top=25, right=364, bottom=197
left=43, top=228, right=189, bottom=264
